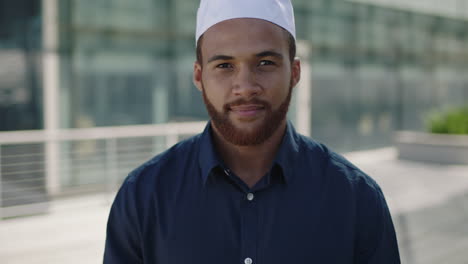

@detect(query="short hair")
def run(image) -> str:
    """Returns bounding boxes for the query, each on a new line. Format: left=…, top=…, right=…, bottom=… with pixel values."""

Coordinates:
left=196, top=29, right=296, bottom=65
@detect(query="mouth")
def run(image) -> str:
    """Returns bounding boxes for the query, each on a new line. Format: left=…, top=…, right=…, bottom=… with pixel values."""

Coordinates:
left=229, top=104, right=265, bottom=118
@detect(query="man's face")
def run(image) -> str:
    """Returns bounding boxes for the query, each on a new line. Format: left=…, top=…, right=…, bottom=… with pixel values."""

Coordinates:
left=193, top=18, right=301, bottom=146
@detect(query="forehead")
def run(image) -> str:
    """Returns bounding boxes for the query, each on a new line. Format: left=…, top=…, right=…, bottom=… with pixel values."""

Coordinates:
left=200, top=18, right=289, bottom=59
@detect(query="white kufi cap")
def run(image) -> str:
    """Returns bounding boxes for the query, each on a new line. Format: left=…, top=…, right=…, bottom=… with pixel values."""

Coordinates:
left=196, top=0, right=296, bottom=44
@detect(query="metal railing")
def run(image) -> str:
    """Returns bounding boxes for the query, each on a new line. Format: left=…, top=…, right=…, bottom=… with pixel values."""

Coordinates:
left=0, top=121, right=206, bottom=219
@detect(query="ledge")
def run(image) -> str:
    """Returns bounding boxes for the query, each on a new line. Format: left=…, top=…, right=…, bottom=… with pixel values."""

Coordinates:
left=395, top=131, right=468, bottom=165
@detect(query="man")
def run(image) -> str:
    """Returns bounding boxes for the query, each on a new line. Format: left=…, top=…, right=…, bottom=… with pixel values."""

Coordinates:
left=104, top=0, right=400, bottom=263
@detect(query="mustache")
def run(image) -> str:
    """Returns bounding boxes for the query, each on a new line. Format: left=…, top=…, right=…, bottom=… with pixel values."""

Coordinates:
left=223, top=98, right=270, bottom=111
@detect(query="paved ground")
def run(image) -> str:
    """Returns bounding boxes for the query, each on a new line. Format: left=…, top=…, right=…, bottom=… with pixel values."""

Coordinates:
left=1, top=147, right=468, bottom=264
left=346, top=148, right=468, bottom=264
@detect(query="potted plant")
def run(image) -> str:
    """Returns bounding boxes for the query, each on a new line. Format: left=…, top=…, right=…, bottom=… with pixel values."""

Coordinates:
left=395, top=105, right=468, bottom=164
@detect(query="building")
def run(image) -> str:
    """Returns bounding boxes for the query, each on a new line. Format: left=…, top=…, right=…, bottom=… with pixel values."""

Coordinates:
left=2, top=0, right=468, bottom=145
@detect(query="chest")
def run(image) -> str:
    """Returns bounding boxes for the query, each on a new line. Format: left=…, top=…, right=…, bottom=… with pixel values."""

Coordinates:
left=142, top=180, right=357, bottom=264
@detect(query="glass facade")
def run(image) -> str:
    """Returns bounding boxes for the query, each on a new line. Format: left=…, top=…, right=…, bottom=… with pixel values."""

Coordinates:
left=294, top=0, right=468, bottom=151
left=1, top=0, right=467, bottom=151
left=56, top=0, right=204, bottom=129
left=0, top=0, right=42, bottom=131
left=0, top=0, right=46, bottom=210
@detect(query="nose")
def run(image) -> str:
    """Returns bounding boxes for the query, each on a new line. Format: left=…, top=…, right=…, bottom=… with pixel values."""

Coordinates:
left=232, top=66, right=261, bottom=98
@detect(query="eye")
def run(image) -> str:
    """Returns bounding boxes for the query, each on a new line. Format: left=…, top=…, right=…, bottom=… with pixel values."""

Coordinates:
left=216, top=63, right=233, bottom=69
left=258, top=60, right=275, bottom=66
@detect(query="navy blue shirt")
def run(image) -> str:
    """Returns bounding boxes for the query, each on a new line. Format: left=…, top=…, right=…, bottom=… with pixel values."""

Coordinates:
left=104, top=122, right=400, bottom=263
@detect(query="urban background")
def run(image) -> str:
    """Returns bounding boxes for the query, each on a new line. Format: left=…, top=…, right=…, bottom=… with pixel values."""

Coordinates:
left=1, top=0, right=468, bottom=263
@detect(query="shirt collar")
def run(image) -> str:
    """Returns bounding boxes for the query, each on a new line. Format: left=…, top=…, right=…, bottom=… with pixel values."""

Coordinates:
left=198, top=122, right=223, bottom=184
left=272, top=120, right=300, bottom=184
left=198, top=121, right=301, bottom=185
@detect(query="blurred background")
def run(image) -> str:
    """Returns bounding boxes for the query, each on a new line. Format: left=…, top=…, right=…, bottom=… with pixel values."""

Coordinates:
left=0, top=0, right=468, bottom=263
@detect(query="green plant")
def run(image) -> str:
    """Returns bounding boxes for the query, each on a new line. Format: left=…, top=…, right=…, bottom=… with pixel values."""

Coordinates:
left=427, top=105, right=468, bottom=134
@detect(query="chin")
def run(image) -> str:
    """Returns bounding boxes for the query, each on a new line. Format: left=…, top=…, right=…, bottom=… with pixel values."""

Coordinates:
left=231, top=117, right=265, bottom=129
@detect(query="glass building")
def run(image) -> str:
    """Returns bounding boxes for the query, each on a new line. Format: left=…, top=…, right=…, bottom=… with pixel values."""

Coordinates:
left=0, top=0, right=42, bottom=131
left=2, top=0, right=468, bottom=152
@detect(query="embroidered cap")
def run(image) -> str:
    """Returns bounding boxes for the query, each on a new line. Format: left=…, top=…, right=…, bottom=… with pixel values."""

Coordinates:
left=195, top=0, right=296, bottom=44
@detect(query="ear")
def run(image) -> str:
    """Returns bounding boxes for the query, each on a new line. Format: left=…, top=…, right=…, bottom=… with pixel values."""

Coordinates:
left=290, top=58, right=301, bottom=88
left=193, top=61, right=203, bottom=92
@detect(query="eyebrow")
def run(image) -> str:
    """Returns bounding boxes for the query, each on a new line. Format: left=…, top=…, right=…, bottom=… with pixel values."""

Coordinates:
left=206, top=50, right=284, bottom=64
left=207, top=55, right=234, bottom=63
left=256, top=51, right=284, bottom=60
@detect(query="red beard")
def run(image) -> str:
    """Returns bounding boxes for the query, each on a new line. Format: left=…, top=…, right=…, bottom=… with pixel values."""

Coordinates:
left=202, top=84, right=292, bottom=146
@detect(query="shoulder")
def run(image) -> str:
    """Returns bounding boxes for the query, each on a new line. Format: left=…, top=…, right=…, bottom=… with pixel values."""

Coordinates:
left=108, top=134, right=202, bottom=232
left=298, top=136, right=390, bottom=221
left=298, top=135, right=383, bottom=196
left=121, top=133, right=201, bottom=190
left=328, top=147, right=381, bottom=191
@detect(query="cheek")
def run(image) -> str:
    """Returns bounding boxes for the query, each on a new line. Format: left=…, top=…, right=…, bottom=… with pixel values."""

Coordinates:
left=259, top=73, right=291, bottom=94
left=257, top=67, right=291, bottom=85
left=202, top=86, right=226, bottom=110
left=203, top=77, right=231, bottom=100
left=208, top=72, right=234, bottom=88
left=203, top=70, right=229, bottom=87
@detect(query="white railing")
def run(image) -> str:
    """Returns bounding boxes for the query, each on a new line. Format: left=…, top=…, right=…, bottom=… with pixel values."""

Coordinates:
left=0, top=121, right=206, bottom=219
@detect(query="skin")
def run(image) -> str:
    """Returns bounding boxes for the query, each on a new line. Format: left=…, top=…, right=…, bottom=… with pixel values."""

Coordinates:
left=193, top=18, right=301, bottom=188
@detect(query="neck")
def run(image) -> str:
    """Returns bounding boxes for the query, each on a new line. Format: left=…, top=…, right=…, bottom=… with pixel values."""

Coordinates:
left=211, top=120, right=287, bottom=188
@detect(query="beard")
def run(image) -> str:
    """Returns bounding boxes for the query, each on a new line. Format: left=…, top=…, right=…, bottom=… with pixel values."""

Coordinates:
left=202, top=83, right=293, bottom=146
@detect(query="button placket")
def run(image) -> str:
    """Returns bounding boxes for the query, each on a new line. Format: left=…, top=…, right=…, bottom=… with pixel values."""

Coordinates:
left=241, top=189, right=257, bottom=264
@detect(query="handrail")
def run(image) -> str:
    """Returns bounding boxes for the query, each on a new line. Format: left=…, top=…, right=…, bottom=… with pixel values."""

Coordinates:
left=0, top=121, right=208, bottom=219
left=0, top=121, right=207, bottom=144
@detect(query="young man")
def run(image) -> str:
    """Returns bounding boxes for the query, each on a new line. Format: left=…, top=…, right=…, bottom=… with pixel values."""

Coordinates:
left=104, top=0, right=400, bottom=263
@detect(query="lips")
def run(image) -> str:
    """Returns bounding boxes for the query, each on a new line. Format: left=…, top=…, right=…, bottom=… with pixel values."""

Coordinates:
left=230, top=104, right=264, bottom=111
left=229, top=104, right=265, bottom=118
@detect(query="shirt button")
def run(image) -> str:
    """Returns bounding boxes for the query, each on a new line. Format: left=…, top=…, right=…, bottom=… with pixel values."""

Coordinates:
left=247, top=193, right=254, bottom=201
left=244, top=257, right=253, bottom=264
